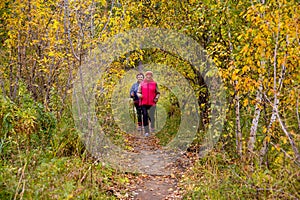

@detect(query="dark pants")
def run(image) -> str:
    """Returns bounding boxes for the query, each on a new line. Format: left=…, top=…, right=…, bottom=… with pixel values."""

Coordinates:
left=134, top=102, right=142, bottom=126
left=141, top=105, right=156, bottom=133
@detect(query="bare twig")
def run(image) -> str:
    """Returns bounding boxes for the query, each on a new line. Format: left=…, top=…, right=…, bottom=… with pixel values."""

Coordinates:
left=14, top=162, right=27, bottom=200
left=296, top=90, right=300, bottom=131
left=64, top=0, right=80, bottom=61
left=19, top=179, right=26, bottom=200
left=98, top=0, right=115, bottom=39
left=269, top=141, right=300, bottom=167
left=79, top=158, right=101, bottom=183
left=80, top=165, right=92, bottom=183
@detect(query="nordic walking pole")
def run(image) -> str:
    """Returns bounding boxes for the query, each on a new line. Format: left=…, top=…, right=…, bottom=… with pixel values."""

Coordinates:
left=156, top=105, right=158, bottom=130
left=132, top=100, right=136, bottom=125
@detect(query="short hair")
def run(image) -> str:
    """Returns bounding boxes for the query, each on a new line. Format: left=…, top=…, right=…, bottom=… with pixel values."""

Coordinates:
left=136, top=72, right=144, bottom=78
left=145, top=71, right=153, bottom=76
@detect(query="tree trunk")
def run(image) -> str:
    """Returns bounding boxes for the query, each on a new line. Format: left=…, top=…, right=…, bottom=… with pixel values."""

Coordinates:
left=277, top=113, right=300, bottom=163
left=260, top=20, right=283, bottom=165
left=248, top=79, right=263, bottom=153
left=235, top=91, right=242, bottom=156
left=297, top=91, right=300, bottom=131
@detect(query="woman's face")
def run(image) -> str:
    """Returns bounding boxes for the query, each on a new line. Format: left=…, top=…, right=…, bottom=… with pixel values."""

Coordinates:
left=145, top=74, right=152, bottom=80
left=137, top=75, right=144, bottom=82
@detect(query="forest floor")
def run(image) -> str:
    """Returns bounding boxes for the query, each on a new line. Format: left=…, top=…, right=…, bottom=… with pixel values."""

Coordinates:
left=112, top=131, right=199, bottom=200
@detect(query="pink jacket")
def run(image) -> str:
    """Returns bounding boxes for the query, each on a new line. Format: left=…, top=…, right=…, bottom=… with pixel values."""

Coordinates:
left=138, top=80, right=160, bottom=106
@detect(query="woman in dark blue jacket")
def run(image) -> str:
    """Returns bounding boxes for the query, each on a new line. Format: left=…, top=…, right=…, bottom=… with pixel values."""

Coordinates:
left=130, top=73, right=144, bottom=130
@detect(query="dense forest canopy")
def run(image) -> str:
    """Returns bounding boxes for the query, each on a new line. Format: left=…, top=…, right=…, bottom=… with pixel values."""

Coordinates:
left=0, top=0, right=299, bottom=199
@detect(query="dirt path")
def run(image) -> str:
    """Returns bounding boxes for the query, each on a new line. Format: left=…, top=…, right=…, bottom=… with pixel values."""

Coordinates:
left=119, top=131, right=198, bottom=200
left=130, top=174, right=180, bottom=200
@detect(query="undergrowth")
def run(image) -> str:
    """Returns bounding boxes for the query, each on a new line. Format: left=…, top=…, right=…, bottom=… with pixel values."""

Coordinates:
left=0, top=86, right=129, bottom=199
left=181, top=149, right=300, bottom=199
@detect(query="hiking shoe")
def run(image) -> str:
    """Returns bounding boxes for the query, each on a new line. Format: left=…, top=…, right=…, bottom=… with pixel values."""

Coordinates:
left=144, top=132, right=149, bottom=137
left=137, top=126, right=142, bottom=131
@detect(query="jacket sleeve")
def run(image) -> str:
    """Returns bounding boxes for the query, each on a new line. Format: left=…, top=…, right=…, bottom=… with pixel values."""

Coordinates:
left=137, top=84, right=142, bottom=98
left=129, top=84, right=134, bottom=98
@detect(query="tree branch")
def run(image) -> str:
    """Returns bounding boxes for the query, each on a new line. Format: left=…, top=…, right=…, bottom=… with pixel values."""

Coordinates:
left=297, top=90, right=300, bottom=131
left=64, top=0, right=80, bottom=61
left=276, top=112, right=300, bottom=163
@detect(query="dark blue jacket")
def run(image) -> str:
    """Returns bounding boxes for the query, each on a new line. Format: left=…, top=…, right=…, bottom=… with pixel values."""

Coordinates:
left=130, top=82, right=140, bottom=102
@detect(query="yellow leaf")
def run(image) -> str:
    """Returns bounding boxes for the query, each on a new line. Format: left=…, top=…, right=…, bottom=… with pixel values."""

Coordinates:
left=243, top=99, right=249, bottom=107
left=232, top=73, right=237, bottom=81
left=275, top=144, right=280, bottom=151
left=265, top=136, right=270, bottom=143
left=282, top=137, right=287, bottom=144
left=263, top=127, right=267, bottom=133
left=242, top=65, right=249, bottom=73
left=48, top=51, right=55, bottom=57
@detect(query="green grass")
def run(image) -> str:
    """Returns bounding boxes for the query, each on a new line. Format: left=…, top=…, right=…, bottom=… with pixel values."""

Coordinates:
left=0, top=153, right=119, bottom=199
left=181, top=150, right=300, bottom=200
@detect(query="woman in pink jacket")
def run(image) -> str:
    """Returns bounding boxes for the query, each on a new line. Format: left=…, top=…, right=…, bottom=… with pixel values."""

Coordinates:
left=137, top=71, right=160, bottom=136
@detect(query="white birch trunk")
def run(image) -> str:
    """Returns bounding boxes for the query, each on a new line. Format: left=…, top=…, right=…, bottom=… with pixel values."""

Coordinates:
left=235, top=90, right=242, bottom=156
left=248, top=0, right=266, bottom=155
left=248, top=78, right=263, bottom=153
left=259, top=19, right=280, bottom=164
left=276, top=112, right=300, bottom=163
